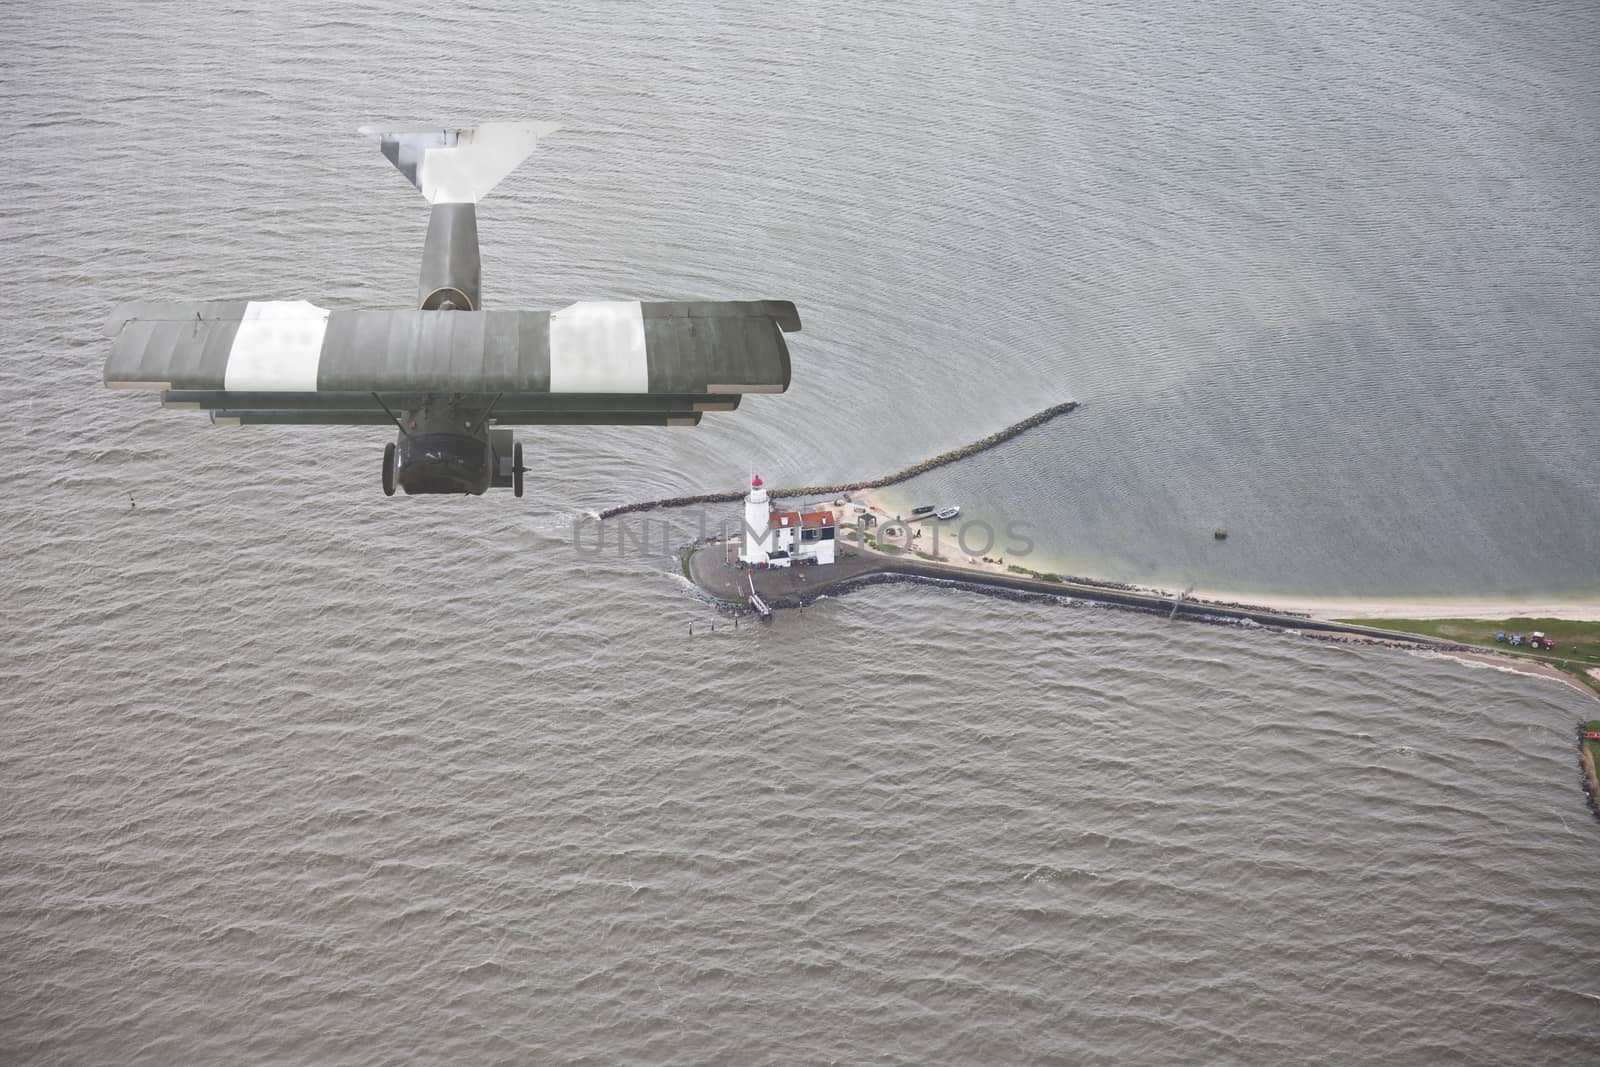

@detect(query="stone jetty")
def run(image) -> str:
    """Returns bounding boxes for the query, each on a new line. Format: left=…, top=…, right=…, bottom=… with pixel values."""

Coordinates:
left=598, top=400, right=1078, bottom=519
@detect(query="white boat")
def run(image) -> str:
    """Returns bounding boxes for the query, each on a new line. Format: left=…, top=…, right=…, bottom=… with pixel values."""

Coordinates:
left=935, top=506, right=960, bottom=520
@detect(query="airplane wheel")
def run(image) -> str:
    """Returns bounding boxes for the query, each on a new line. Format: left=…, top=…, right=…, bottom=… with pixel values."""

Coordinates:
left=382, top=443, right=397, bottom=496
left=513, top=442, right=524, bottom=498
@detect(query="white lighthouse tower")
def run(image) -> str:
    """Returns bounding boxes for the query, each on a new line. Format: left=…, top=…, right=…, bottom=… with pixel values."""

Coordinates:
left=739, top=474, right=773, bottom=566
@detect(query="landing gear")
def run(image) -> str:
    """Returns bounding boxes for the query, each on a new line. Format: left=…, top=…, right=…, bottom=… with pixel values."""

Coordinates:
left=382, top=442, right=396, bottom=496
left=512, top=442, right=524, bottom=498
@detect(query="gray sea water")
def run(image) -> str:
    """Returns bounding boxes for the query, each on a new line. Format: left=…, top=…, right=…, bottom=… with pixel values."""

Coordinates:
left=4, top=1, right=1600, bottom=1063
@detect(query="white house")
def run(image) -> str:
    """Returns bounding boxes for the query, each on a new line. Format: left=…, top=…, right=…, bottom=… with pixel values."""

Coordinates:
left=738, top=475, right=836, bottom=568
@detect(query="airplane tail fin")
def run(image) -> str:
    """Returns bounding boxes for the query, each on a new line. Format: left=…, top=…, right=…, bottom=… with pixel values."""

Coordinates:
left=358, top=121, right=561, bottom=204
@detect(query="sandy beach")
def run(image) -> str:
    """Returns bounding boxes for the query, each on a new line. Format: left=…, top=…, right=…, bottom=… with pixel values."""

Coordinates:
left=834, top=492, right=1069, bottom=582
left=1209, top=594, right=1600, bottom=623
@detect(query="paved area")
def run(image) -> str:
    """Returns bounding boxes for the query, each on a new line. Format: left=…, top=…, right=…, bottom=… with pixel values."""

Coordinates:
left=688, top=539, right=883, bottom=603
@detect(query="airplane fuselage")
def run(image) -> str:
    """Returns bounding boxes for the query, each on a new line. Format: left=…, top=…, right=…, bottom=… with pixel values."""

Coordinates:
left=396, top=430, right=493, bottom=495
left=391, top=393, right=497, bottom=495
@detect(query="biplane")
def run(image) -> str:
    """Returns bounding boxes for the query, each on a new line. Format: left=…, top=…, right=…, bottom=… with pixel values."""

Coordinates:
left=102, top=122, right=801, bottom=497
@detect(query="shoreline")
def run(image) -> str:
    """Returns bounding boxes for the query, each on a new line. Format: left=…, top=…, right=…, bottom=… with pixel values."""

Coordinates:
left=692, top=529, right=1490, bottom=642
left=684, top=494, right=1600, bottom=708
left=1581, top=726, right=1600, bottom=821
left=1415, top=649, right=1600, bottom=703
left=793, top=567, right=1600, bottom=711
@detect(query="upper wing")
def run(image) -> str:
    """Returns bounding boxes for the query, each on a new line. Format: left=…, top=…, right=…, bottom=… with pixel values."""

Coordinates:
left=104, top=299, right=799, bottom=419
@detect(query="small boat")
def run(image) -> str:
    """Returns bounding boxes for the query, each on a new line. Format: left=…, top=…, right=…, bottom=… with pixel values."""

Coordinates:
left=935, top=506, right=960, bottom=520
left=911, top=504, right=936, bottom=515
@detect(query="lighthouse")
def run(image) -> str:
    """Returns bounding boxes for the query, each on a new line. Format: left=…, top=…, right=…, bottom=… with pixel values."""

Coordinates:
left=739, top=474, right=773, bottom=566
left=736, top=472, right=837, bottom=569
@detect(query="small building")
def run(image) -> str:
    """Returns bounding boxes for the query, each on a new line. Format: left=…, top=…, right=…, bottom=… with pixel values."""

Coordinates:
left=738, top=474, right=836, bottom=568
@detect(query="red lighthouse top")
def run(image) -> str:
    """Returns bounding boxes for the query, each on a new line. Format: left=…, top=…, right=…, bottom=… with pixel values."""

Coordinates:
left=751, top=474, right=763, bottom=488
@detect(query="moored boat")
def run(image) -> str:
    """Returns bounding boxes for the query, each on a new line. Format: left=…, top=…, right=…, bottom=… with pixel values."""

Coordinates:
left=935, top=506, right=960, bottom=520
left=911, top=504, right=935, bottom=515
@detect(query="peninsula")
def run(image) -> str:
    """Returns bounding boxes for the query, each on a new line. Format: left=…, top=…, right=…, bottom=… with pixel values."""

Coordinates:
left=584, top=400, right=1600, bottom=708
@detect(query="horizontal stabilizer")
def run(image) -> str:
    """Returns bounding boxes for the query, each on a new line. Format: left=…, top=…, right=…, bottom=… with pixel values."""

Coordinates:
left=358, top=121, right=560, bottom=203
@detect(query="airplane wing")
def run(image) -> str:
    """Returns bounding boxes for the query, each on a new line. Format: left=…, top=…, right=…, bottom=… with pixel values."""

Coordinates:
left=104, top=297, right=798, bottom=424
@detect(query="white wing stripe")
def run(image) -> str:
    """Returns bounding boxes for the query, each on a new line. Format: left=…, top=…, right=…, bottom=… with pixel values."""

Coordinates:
left=548, top=301, right=648, bottom=393
left=223, top=301, right=331, bottom=392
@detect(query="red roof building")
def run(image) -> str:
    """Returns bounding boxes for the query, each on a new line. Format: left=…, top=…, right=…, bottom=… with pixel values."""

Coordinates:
left=769, top=510, right=835, bottom=530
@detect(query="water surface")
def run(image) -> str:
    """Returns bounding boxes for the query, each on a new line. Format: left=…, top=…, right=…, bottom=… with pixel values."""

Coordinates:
left=4, top=2, right=1599, bottom=1063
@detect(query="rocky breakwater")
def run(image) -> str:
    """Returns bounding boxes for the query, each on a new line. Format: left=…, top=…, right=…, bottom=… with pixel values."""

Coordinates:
left=598, top=401, right=1079, bottom=519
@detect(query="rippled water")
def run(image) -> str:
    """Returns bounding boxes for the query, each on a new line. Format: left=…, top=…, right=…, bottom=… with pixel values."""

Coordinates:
left=4, top=1, right=1599, bottom=1063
